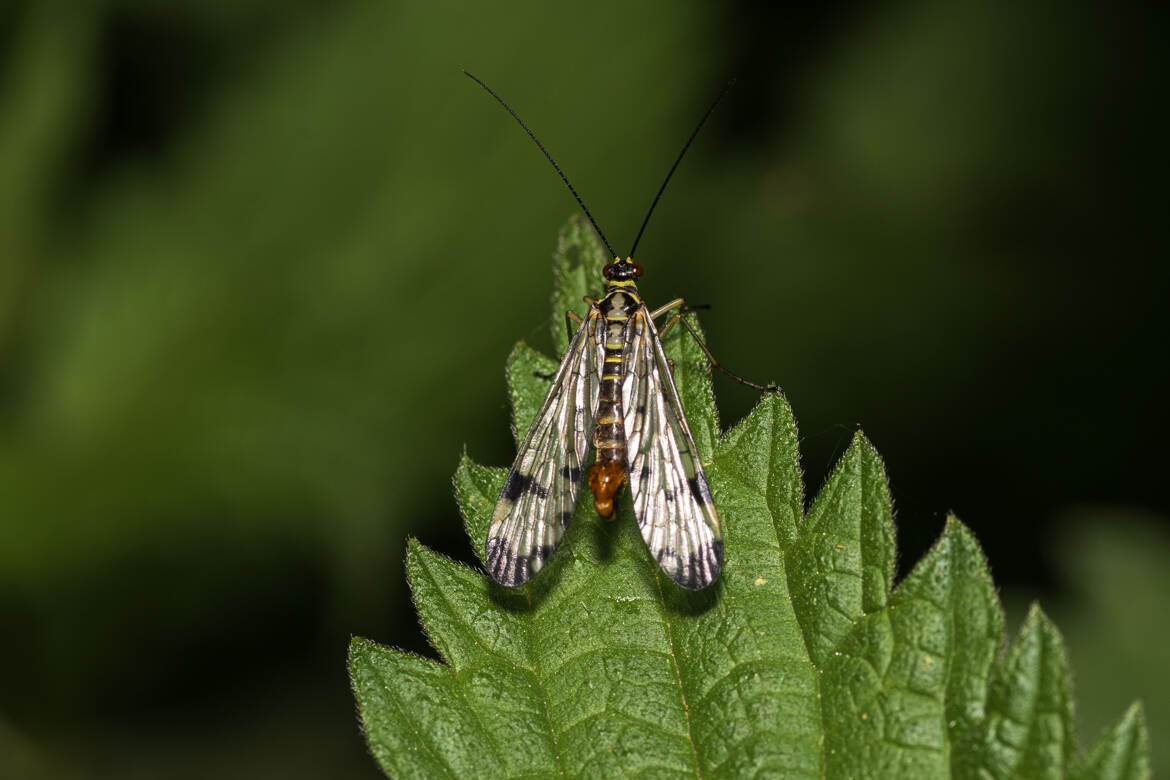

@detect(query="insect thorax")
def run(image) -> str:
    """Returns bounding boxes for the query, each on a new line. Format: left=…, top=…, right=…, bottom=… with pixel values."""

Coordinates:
left=597, top=281, right=642, bottom=318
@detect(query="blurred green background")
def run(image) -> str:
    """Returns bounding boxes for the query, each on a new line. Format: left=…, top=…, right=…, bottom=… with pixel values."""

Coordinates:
left=0, top=0, right=1166, bottom=776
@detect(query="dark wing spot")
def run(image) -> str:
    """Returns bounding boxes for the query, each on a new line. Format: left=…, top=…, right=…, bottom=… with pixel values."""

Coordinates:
left=485, top=537, right=562, bottom=587
left=528, top=481, right=550, bottom=500
left=654, top=547, right=688, bottom=586
left=639, top=464, right=651, bottom=483
left=501, top=471, right=532, bottom=502
left=559, top=509, right=574, bottom=528
left=561, top=464, right=583, bottom=483
left=671, top=539, right=724, bottom=590
left=485, top=536, right=525, bottom=586
left=687, top=473, right=713, bottom=505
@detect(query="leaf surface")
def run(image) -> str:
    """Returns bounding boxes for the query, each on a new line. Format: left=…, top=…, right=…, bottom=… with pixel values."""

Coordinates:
left=350, top=219, right=1150, bottom=779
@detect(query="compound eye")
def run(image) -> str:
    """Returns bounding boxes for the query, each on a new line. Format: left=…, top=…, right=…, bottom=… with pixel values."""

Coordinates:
left=602, top=264, right=614, bottom=279
left=632, top=263, right=643, bottom=278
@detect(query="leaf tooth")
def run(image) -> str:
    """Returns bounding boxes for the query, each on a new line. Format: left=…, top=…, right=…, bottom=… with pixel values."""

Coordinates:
left=713, top=390, right=803, bottom=547
left=348, top=637, right=491, bottom=779
left=398, top=544, right=567, bottom=777
left=980, top=603, right=1076, bottom=780
left=453, top=455, right=506, bottom=554
left=818, top=519, right=1003, bottom=779
left=550, top=214, right=601, bottom=355
left=891, top=516, right=1005, bottom=778
left=791, top=429, right=896, bottom=666
left=1070, top=701, right=1150, bottom=780
left=505, top=342, right=558, bottom=447
left=405, top=538, right=530, bottom=670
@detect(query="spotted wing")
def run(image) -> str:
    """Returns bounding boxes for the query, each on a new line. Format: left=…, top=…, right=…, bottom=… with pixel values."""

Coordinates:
left=485, top=310, right=604, bottom=586
left=623, top=308, right=723, bottom=589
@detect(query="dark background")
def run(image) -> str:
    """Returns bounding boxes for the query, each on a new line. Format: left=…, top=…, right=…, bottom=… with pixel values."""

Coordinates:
left=0, top=0, right=1166, bottom=776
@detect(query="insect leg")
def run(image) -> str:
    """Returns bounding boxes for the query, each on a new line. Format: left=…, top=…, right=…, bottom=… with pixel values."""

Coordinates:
left=649, top=298, right=686, bottom=321
left=565, top=309, right=584, bottom=341
left=650, top=299, right=713, bottom=328
left=658, top=306, right=781, bottom=393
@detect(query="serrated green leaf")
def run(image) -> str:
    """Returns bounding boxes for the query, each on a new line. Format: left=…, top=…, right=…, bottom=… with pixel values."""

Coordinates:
left=351, top=218, right=1151, bottom=778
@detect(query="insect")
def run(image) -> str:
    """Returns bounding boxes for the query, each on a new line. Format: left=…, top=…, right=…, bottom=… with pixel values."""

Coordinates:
left=467, top=72, right=777, bottom=590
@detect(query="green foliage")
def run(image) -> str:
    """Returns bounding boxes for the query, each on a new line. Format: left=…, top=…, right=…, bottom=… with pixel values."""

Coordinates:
left=1070, top=704, right=1150, bottom=780
left=1044, top=511, right=1168, bottom=777
left=349, top=221, right=1149, bottom=778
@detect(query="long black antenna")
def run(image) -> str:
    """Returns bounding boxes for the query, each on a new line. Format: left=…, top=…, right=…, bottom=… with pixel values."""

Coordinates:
left=464, top=71, right=617, bottom=261
left=628, top=79, right=735, bottom=259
